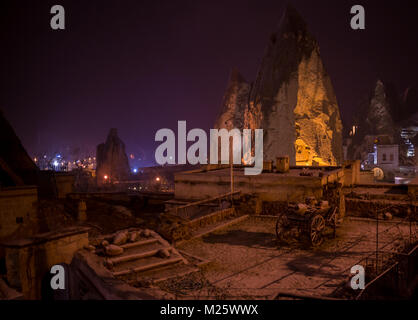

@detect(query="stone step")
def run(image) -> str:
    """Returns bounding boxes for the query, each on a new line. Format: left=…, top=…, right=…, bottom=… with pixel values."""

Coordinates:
left=112, top=257, right=183, bottom=277
left=176, top=215, right=249, bottom=246
left=120, top=238, right=159, bottom=250
left=122, top=262, right=199, bottom=286
left=108, top=248, right=172, bottom=265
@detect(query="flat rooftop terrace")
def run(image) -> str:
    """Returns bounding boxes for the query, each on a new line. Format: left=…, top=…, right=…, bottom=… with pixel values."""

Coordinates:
left=167, top=216, right=416, bottom=299
left=179, top=166, right=342, bottom=178
left=174, top=166, right=344, bottom=202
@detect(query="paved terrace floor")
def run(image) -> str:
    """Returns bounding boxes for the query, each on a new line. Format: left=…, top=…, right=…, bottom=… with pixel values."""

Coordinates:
left=172, top=216, right=415, bottom=299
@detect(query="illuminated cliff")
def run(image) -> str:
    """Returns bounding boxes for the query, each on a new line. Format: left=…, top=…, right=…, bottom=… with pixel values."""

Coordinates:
left=215, top=5, right=343, bottom=166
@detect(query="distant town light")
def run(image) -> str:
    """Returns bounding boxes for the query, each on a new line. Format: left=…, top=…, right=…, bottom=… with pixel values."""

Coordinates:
left=53, top=160, right=59, bottom=167
left=133, top=168, right=138, bottom=173
left=156, top=177, right=160, bottom=182
left=104, top=175, right=109, bottom=180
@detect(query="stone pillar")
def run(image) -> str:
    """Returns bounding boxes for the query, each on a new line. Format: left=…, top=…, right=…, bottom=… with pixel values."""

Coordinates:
left=255, top=198, right=263, bottom=215
left=78, top=200, right=87, bottom=222
left=276, top=156, right=290, bottom=173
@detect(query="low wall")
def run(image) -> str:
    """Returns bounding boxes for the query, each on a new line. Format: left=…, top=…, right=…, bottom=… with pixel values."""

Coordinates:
left=408, top=177, right=418, bottom=197
left=0, top=186, right=38, bottom=239
left=1, top=227, right=89, bottom=299
left=174, top=168, right=344, bottom=203
left=343, top=160, right=361, bottom=187
left=359, top=171, right=375, bottom=184
left=55, top=173, right=75, bottom=199
left=345, top=198, right=418, bottom=218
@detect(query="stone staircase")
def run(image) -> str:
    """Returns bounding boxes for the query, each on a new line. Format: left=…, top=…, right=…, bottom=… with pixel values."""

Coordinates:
left=98, top=229, right=198, bottom=285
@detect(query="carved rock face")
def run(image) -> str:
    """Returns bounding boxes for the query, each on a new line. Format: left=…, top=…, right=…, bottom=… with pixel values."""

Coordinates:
left=214, top=5, right=343, bottom=166
left=96, top=128, right=131, bottom=184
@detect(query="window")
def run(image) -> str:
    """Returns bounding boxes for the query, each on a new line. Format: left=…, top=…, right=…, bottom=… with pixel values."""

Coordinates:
left=382, top=153, right=387, bottom=161
left=390, top=154, right=394, bottom=161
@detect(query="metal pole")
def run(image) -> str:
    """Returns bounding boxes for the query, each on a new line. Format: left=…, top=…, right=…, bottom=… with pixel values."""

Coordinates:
left=230, top=162, right=234, bottom=204
left=230, top=138, right=234, bottom=203
left=376, top=206, right=379, bottom=273
left=410, top=204, right=413, bottom=247
left=411, top=196, right=415, bottom=246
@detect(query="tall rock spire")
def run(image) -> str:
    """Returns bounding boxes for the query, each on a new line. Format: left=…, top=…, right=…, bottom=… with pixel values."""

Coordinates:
left=247, top=4, right=343, bottom=166
left=365, top=80, right=396, bottom=137
left=96, top=128, right=131, bottom=185
left=0, top=110, right=39, bottom=186
left=214, top=68, right=250, bottom=131
left=214, top=5, right=343, bottom=166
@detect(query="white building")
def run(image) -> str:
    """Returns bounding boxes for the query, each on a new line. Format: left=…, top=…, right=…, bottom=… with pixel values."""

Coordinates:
left=376, top=145, right=399, bottom=171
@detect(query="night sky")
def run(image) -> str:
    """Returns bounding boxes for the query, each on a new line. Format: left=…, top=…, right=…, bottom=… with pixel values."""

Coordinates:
left=1, top=0, right=418, bottom=166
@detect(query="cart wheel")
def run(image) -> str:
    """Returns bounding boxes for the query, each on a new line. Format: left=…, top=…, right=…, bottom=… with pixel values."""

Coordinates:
left=276, top=213, right=290, bottom=242
left=310, top=214, right=325, bottom=247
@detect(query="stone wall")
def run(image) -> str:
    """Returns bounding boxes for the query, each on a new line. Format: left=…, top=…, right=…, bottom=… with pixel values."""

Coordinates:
left=343, top=160, right=360, bottom=186
left=1, top=227, right=89, bottom=299
left=54, top=173, right=75, bottom=199
left=359, top=171, right=375, bottom=184
left=0, top=186, right=38, bottom=239
left=174, top=168, right=344, bottom=203
left=408, top=177, right=418, bottom=197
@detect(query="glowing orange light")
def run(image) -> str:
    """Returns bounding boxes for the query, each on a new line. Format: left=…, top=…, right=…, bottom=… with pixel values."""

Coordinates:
left=104, top=175, right=109, bottom=180
left=156, top=177, right=160, bottom=182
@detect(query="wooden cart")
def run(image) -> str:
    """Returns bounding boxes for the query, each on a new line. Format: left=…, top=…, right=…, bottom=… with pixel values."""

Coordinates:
left=275, top=204, right=338, bottom=247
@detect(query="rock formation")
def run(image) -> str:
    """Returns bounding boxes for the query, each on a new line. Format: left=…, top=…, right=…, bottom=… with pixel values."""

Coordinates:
left=214, top=5, right=343, bottom=166
left=214, top=68, right=250, bottom=131
left=364, top=80, right=398, bottom=137
left=348, top=80, right=417, bottom=166
left=0, top=110, right=39, bottom=187
left=96, top=129, right=131, bottom=185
